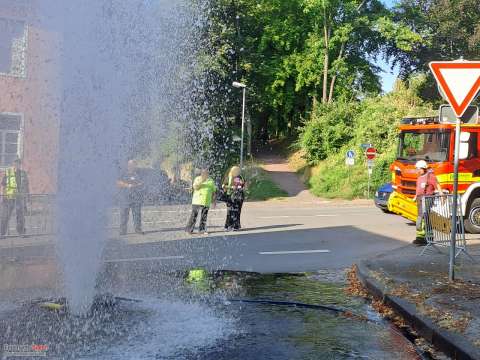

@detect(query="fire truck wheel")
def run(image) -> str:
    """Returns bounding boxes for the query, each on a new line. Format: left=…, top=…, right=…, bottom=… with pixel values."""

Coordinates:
left=465, top=198, right=480, bottom=234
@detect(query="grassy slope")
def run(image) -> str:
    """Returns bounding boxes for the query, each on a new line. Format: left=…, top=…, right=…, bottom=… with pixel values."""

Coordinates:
left=288, top=148, right=395, bottom=200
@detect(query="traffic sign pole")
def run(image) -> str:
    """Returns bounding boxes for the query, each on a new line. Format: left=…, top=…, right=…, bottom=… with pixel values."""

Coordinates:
left=367, top=160, right=373, bottom=198
left=428, top=59, right=480, bottom=281
left=449, top=117, right=461, bottom=281
left=368, top=170, right=371, bottom=198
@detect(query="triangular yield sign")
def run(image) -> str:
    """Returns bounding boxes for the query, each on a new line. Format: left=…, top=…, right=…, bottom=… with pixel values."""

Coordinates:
left=429, top=61, right=480, bottom=118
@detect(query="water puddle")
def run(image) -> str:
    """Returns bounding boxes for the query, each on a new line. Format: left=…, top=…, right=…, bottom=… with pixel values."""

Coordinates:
left=0, top=262, right=422, bottom=359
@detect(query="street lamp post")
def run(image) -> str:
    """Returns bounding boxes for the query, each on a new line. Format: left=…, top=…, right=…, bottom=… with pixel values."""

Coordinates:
left=233, top=81, right=247, bottom=169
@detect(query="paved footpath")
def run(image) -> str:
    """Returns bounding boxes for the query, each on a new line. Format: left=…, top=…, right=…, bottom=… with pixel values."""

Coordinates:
left=257, top=153, right=322, bottom=203
left=358, top=245, right=480, bottom=360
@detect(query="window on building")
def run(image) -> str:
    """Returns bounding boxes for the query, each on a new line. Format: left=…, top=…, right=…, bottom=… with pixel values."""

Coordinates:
left=0, top=18, right=27, bottom=77
left=0, top=114, right=22, bottom=167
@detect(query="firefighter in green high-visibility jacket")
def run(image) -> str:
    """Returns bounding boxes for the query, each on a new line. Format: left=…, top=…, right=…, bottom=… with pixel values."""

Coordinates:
left=1, top=158, right=29, bottom=237
left=185, top=168, right=216, bottom=235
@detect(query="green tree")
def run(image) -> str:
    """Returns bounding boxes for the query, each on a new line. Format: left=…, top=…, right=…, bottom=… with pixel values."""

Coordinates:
left=233, top=0, right=422, bottom=140
left=177, top=0, right=423, bottom=169
left=390, top=0, right=480, bottom=76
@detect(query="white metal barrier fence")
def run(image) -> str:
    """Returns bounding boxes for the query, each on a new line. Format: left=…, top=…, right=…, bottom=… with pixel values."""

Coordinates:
left=1, top=194, right=55, bottom=237
left=420, top=194, right=470, bottom=258
left=0, top=196, right=228, bottom=238
left=109, top=205, right=228, bottom=234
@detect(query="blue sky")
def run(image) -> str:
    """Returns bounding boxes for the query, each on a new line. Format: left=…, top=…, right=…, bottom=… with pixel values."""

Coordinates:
left=378, top=0, right=399, bottom=92
left=377, top=59, right=400, bottom=94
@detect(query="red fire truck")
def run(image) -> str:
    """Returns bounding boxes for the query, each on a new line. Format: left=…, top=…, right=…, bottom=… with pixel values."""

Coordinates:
left=388, top=111, right=480, bottom=233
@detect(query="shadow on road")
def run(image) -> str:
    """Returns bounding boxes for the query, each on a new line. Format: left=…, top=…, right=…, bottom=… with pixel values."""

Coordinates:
left=228, top=224, right=303, bottom=232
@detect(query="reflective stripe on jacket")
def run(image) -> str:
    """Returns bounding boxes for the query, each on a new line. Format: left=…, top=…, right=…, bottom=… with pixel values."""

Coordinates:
left=4, top=167, right=17, bottom=198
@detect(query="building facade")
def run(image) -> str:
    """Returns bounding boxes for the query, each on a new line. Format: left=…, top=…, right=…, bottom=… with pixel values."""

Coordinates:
left=0, top=1, right=60, bottom=194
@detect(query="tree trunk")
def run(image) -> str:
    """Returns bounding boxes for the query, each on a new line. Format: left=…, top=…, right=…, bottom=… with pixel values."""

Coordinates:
left=327, top=0, right=366, bottom=103
left=328, top=43, right=345, bottom=103
left=322, top=12, right=330, bottom=104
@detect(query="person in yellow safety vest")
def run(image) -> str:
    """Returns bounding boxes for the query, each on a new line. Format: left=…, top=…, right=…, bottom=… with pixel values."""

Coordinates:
left=185, top=168, right=216, bottom=235
left=1, top=158, right=29, bottom=237
left=413, top=160, right=443, bottom=246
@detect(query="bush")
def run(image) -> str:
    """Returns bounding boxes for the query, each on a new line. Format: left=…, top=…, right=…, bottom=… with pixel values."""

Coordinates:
left=299, top=101, right=360, bottom=163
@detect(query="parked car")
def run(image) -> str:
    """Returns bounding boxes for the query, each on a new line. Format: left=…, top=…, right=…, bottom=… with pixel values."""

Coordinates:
left=374, top=183, right=393, bottom=213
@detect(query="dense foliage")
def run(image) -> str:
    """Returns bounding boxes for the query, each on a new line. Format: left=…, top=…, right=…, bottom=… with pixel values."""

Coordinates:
left=387, top=0, right=480, bottom=100
left=194, top=0, right=421, bottom=146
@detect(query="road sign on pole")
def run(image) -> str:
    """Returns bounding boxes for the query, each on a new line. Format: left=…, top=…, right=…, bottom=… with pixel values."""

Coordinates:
left=345, top=150, right=355, bottom=166
left=429, top=60, right=480, bottom=281
left=365, top=147, right=376, bottom=160
left=429, top=60, right=480, bottom=118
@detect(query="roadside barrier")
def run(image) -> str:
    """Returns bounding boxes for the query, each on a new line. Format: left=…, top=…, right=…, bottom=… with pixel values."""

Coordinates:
left=0, top=196, right=230, bottom=238
left=1, top=194, right=55, bottom=237
left=109, top=205, right=228, bottom=233
left=420, top=194, right=471, bottom=259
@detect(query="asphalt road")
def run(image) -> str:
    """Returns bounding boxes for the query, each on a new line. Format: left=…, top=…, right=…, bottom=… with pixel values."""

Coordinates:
left=0, top=199, right=420, bottom=276
left=102, top=199, right=415, bottom=273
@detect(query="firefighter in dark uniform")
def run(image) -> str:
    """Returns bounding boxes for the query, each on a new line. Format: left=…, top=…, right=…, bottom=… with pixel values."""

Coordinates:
left=117, top=160, right=144, bottom=235
left=223, top=166, right=246, bottom=231
left=1, top=158, right=29, bottom=237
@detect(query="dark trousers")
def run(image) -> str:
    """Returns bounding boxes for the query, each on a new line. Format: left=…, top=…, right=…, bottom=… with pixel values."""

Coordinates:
left=186, top=205, right=209, bottom=233
left=1, top=198, right=25, bottom=236
left=225, top=200, right=243, bottom=230
left=120, top=202, right=142, bottom=235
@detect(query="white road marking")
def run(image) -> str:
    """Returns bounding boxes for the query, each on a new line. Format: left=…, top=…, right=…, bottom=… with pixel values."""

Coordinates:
left=259, top=250, right=331, bottom=255
left=104, top=255, right=184, bottom=263
left=145, top=209, right=226, bottom=214
left=258, top=214, right=337, bottom=219
left=142, top=220, right=175, bottom=224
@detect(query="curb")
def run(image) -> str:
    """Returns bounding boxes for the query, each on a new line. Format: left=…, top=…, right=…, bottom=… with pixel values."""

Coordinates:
left=356, top=261, right=480, bottom=360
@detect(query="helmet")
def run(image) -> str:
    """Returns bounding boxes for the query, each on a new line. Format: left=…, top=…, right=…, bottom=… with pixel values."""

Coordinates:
left=415, top=160, right=428, bottom=169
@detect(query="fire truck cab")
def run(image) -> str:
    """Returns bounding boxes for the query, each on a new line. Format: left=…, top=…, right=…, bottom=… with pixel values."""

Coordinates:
left=388, top=115, right=480, bottom=233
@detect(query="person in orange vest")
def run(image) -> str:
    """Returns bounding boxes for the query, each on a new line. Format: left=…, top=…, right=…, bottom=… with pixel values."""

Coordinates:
left=1, top=158, right=29, bottom=237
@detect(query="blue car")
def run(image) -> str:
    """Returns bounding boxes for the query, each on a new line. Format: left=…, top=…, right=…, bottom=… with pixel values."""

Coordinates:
left=374, top=183, right=393, bottom=213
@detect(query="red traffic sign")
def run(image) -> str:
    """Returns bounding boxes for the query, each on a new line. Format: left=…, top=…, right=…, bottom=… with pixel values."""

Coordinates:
left=429, top=60, right=480, bottom=118
left=365, top=147, right=376, bottom=160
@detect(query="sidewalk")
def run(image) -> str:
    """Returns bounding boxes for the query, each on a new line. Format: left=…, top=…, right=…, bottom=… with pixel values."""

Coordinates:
left=357, top=244, right=480, bottom=359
